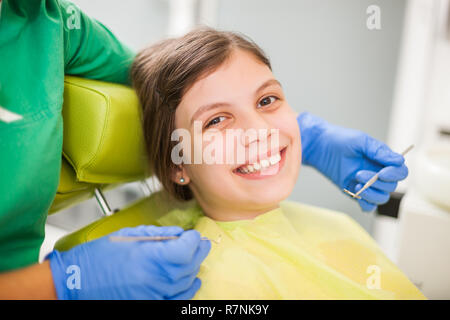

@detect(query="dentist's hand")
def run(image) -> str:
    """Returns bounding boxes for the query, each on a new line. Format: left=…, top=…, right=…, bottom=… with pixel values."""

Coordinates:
left=298, top=112, right=408, bottom=212
left=46, top=225, right=210, bottom=300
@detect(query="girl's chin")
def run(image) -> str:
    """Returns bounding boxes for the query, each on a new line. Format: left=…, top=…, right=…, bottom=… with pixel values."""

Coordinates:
left=229, top=173, right=297, bottom=207
left=237, top=188, right=291, bottom=208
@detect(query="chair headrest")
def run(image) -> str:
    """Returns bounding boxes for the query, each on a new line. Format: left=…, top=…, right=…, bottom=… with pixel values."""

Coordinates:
left=62, top=76, right=148, bottom=184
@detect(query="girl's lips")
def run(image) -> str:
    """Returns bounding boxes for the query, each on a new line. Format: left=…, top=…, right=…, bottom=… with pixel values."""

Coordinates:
left=233, top=147, right=287, bottom=180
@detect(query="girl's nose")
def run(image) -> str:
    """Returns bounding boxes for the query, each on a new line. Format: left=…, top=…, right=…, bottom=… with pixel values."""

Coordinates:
left=240, top=128, right=272, bottom=146
left=240, top=121, right=273, bottom=147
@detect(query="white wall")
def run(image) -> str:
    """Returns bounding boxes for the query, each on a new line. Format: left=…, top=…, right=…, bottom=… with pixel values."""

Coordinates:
left=71, top=0, right=170, bottom=51
left=388, top=0, right=450, bottom=192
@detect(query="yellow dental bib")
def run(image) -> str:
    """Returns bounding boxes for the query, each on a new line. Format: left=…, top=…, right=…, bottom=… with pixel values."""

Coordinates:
left=158, top=201, right=425, bottom=300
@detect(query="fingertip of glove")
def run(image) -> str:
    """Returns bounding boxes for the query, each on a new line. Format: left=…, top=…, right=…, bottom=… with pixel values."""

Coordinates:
left=355, top=170, right=373, bottom=183
left=162, top=230, right=203, bottom=264
left=199, top=237, right=212, bottom=255
left=385, top=152, right=405, bottom=165
left=379, top=164, right=409, bottom=181
left=160, top=225, right=185, bottom=235
left=371, top=142, right=405, bottom=166
left=180, top=229, right=202, bottom=242
left=192, top=277, right=202, bottom=292
left=358, top=198, right=377, bottom=212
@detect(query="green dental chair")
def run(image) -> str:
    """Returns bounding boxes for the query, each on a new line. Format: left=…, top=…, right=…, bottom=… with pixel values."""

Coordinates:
left=49, top=76, right=195, bottom=251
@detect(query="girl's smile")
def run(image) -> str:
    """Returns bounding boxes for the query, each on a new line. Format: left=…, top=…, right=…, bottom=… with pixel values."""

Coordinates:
left=233, top=146, right=288, bottom=180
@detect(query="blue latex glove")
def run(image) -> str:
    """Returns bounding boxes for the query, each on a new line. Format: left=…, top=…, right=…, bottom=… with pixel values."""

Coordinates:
left=298, top=112, right=408, bottom=212
left=46, top=225, right=210, bottom=300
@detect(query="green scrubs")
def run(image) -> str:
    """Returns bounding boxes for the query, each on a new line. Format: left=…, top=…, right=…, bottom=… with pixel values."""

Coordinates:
left=0, top=0, right=135, bottom=271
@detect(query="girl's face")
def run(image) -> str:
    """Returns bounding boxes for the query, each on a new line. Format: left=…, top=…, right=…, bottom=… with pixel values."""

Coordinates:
left=174, top=49, right=301, bottom=221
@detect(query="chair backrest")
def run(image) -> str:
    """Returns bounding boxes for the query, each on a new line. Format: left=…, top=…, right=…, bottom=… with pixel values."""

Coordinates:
left=49, top=76, right=148, bottom=214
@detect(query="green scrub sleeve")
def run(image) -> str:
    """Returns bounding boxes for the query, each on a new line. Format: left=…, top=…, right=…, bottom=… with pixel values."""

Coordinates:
left=59, top=0, right=136, bottom=85
left=0, top=0, right=136, bottom=271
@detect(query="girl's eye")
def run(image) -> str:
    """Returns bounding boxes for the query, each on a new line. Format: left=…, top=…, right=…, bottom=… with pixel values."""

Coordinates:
left=258, top=96, right=278, bottom=108
left=205, top=115, right=227, bottom=128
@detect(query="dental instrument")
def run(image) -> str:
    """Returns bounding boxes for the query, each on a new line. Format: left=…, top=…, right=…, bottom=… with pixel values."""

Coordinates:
left=343, top=144, right=414, bottom=199
left=109, top=235, right=221, bottom=244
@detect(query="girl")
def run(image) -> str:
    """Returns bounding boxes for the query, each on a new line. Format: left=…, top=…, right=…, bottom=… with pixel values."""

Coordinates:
left=131, top=27, right=425, bottom=299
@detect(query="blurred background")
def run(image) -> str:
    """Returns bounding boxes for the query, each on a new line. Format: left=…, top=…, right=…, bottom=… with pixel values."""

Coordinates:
left=43, top=0, right=450, bottom=298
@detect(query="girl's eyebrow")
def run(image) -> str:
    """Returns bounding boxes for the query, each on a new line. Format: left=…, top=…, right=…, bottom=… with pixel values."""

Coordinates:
left=189, top=78, right=282, bottom=126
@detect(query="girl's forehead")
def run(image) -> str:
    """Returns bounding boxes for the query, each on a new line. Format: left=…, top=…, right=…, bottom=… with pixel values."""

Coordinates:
left=179, top=51, right=274, bottom=111
left=196, top=50, right=271, bottom=88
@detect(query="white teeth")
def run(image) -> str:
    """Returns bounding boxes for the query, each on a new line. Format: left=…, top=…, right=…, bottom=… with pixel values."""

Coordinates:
left=236, top=150, right=283, bottom=174
left=260, top=159, right=270, bottom=168
left=269, top=153, right=281, bottom=165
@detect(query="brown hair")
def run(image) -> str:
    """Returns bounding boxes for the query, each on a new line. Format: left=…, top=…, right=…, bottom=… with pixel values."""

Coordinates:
left=131, top=26, right=271, bottom=201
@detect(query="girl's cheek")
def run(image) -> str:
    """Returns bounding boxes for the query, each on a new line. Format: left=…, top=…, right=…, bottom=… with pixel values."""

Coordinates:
left=271, top=116, right=298, bottom=136
left=203, top=130, right=249, bottom=167
left=202, top=130, right=227, bottom=165
left=278, top=107, right=300, bottom=134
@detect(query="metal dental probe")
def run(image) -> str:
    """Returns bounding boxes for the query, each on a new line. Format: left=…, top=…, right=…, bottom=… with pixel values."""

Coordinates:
left=343, top=144, right=414, bottom=199
left=109, top=235, right=221, bottom=244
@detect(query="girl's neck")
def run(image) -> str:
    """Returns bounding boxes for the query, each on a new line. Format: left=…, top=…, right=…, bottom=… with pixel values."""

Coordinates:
left=198, top=201, right=280, bottom=222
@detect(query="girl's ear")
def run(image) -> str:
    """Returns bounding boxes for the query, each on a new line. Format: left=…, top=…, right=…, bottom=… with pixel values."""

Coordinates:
left=171, top=165, right=190, bottom=185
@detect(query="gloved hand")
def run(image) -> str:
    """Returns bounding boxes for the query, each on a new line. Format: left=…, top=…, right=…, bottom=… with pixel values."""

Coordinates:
left=46, top=225, right=210, bottom=300
left=298, top=112, right=408, bottom=212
